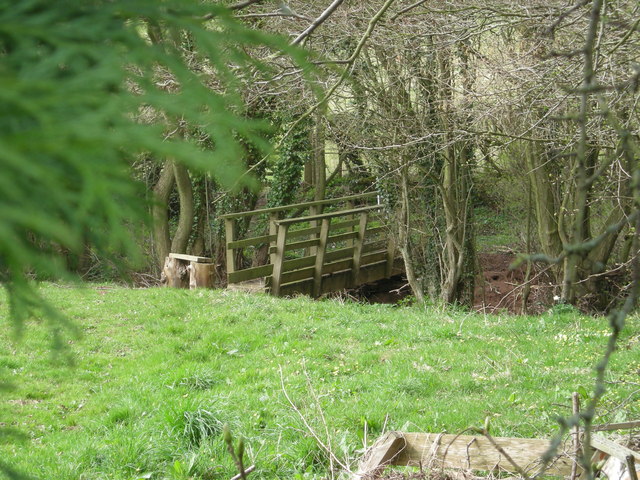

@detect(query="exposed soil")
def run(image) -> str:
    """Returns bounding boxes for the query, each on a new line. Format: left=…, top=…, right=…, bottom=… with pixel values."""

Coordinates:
left=351, top=253, right=554, bottom=314
left=473, top=252, right=553, bottom=314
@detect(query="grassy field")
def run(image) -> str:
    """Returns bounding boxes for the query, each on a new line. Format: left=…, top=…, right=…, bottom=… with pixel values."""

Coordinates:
left=1, top=285, right=639, bottom=479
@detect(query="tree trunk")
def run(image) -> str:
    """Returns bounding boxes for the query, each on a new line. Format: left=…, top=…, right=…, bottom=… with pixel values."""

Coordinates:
left=398, top=163, right=426, bottom=304
left=312, top=104, right=327, bottom=202
left=152, top=161, right=175, bottom=269
left=170, top=162, right=194, bottom=254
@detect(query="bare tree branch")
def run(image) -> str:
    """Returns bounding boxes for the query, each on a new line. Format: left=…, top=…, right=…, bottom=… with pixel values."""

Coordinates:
left=291, top=0, right=346, bottom=46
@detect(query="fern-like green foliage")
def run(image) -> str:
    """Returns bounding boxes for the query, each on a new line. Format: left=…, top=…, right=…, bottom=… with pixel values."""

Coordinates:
left=0, top=0, right=309, bottom=332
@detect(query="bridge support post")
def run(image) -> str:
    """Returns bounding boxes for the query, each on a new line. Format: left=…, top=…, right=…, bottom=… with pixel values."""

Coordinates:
left=313, top=218, right=331, bottom=297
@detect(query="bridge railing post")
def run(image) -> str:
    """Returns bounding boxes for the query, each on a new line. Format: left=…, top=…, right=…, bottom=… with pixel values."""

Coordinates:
left=271, top=223, right=289, bottom=296
left=308, top=204, right=321, bottom=256
left=312, top=218, right=331, bottom=297
left=385, top=229, right=396, bottom=278
left=351, top=212, right=369, bottom=287
left=224, top=218, right=237, bottom=277
left=268, top=212, right=279, bottom=265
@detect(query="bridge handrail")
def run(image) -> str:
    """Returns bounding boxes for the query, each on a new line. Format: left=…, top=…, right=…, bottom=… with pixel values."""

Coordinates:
left=219, top=192, right=377, bottom=220
left=276, top=205, right=383, bottom=226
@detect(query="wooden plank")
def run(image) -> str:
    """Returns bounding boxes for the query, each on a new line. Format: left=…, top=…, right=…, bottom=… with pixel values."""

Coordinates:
left=385, top=232, right=396, bottom=278
left=363, top=240, right=386, bottom=253
left=351, top=212, right=368, bottom=287
left=219, top=192, right=377, bottom=220
left=281, top=257, right=356, bottom=284
left=312, top=218, right=331, bottom=298
left=286, top=238, right=320, bottom=252
left=270, top=224, right=289, bottom=296
left=593, top=421, right=640, bottom=432
left=362, top=250, right=388, bottom=266
left=269, top=213, right=278, bottom=265
left=592, top=434, right=640, bottom=463
left=228, top=234, right=275, bottom=250
left=268, top=239, right=320, bottom=254
left=280, top=260, right=391, bottom=297
left=224, top=218, right=236, bottom=275
left=288, top=225, right=322, bottom=240
left=281, top=266, right=316, bottom=284
left=391, top=432, right=573, bottom=476
left=325, top=246, right=355, bottom=262
left=327, top=230, right=359, bottom=244
left=602, top=455, right=640, bottom=480
left=352, top=431, right=406, bottom=480
left=228, top=264, right=273, bottom=284
left=308, top=204, right=320, bottom=257
left=277, top=205, right=383, bottom=227
left=278, top=278, right=313, bottom=297
left=331, top=218, right=361, bottom=232
left=282, top=255, right=316, bottom=271
left=169, top=253, right=213, bottom=263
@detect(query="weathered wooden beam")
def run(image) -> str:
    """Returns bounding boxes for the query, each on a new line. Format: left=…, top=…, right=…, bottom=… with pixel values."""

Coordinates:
left=352, top=431, right=406, bottom=480
left=592, top=434, right=640, bottom=463
left=592, top=421, right=640, bottom=432
left=385, top=231, right=396, bottom=278
left=351, top=212, right=368, bottom=287
left=169, top=253, right=213, bottom=263
left=224, top=218, right=237, bottom=276
left=389, top=432, right=572, bottom=476
left=269, top=213, right=278, bottom=265
left=227, top=234, right=276, bottom=250
left=276, top=205, right=382, bottom=226
left=270, top=223, right=289, bottom=296
left=219, top=192, right=377, bottom=220
left=312, top=218, right=331, bottom=298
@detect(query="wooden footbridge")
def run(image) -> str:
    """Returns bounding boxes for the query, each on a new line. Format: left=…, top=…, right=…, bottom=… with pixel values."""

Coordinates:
left=220, top=193, right=403, bottom=297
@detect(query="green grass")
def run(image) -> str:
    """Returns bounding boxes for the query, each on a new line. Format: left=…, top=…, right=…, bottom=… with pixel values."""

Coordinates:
left=1, top=285, right=639, bottom=479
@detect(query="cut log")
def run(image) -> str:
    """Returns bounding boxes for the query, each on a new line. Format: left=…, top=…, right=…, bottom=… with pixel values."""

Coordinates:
left=162, top=256, right=189, bottom=288
left=189, top=261, right=214, bottom=289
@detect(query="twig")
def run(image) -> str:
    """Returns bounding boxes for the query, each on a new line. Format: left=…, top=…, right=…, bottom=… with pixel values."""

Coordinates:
left=230, top=464, right=255, bottom=480
left=291, top=0, right=346, bottom=46
left=571, top=392, right=581, bottom=480
left=232, top=0, right=397, bottom=189
left=481, top=431, right=532, bottom=480
left=390, top=0, right=428, bottom=21
left=278, top=366, right=351, bottom=473
left=466, top=437, right=477, bottom=470
left=626, top=456, right=638, bottom=480
left=230, top=0, right=265, bottom=11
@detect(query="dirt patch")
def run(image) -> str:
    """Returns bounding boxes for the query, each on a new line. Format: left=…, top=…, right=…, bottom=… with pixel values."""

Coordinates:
left=350, top=253, right=555, bottom=314
left=474, top=252, right=554, bottom=314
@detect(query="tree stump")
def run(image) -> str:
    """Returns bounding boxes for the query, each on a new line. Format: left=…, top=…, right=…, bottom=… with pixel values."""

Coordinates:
left=163, top=253, right=215, bottom=289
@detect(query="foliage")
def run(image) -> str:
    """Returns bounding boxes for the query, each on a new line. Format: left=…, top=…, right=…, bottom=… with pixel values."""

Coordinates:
left=267, top=115, right=313, bottom=208
left=0, top=0, right=309, bottom=327
left=1, top=285, right=638, bottom=479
